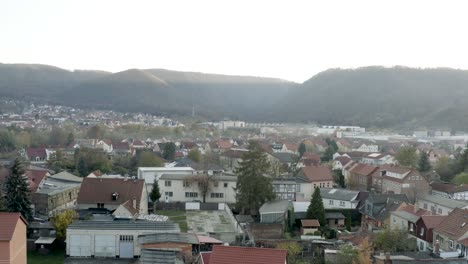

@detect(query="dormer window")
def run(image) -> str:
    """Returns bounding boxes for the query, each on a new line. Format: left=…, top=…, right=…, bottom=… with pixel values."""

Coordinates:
left=112, top=192, right=119, bottom=201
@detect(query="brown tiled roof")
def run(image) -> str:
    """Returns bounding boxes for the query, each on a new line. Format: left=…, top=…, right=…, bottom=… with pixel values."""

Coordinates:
left=421, top=215, right=446, bottom=229
left=434, top=208, right=468, bottom=239
left=209, top=245, right=287, bottom=264
left=302, top=152, right=321, bottom=162
left=77, top=178, right=145, bottom=206
left=114, top=142, right=130, bottom=150
left=121, top=200, right=139, bottom=215
left=25, top=169, right=49, bottom=192
left=0, top=212, right=27, bottom=241
left=398, top=204, right=431, bottom=217
left=284, top=143, right=299, bottom=152
left=301, top=219, right=320, bottom=227
left=335, top=156, right=351, bottom=166
left=430, top=182, right=456, bottom=193
left=301, top=166, right=333, bottom=182
left=222, top=149, right=247, bottom=159
left=350, top=163, right=378, bottom=176
left=217, top=139, right=233, bottom=149
left=26, top=147, right=47, bottom=159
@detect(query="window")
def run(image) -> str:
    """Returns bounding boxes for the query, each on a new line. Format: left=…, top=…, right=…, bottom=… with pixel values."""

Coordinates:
left=420, top=227, right=424, bottom=236
left=183, top=181, right=191, bottom=187
left=165, top=181, right=171, bottom=187
left=327, top=182, right=330, bottom=187
left=329, top=200, right=334, bottom=205
left=296, top=184, right=301, bottom=192
left=449, top=240, right=454, bottom=249
left=423, top=203, right=428, bottom=209
left=97, top=203, right=104, bottom=208
left=393, top=217, right=396, bottom=223
left=210, top=193, right=224, bottom=198
left=185, top=192, right=198, bottom=198
left=340, top=201, right=345, bottom=207
left=438, top=208, right=442, bottom=214
left=120, top=235, right=134, bottom=241
left=224, top=183, right=228, bottom=188
left=431, top=206, right=435, bottom=212
left=165, top=192, right=173, bottom=197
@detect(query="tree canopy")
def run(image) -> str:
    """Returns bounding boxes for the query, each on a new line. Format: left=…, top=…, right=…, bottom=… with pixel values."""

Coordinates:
left=163, top=142, right=176, bottom=161
left=53, top=209, right=78, bottom=239
left=418, top=151, right=431, bottom=172
left=5, top=158, right=33, bottom=221
left=235, top=141, right=275, bottom=215
left=395, top=147, right=418, bottom=168
left=307, top=187, right=326, bottom=226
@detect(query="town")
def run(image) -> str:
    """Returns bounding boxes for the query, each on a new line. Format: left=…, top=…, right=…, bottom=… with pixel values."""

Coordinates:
left=2, top=100, right=468, bottom=264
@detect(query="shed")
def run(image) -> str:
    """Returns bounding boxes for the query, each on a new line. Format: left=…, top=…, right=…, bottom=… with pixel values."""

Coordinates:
left=325, top=212, right=346, bottom=228
left=301, top=219, right=320, bottom=235
left=259, top=200, right=293, bottom=226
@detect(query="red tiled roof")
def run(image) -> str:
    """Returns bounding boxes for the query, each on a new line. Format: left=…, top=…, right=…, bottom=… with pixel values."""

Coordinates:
left=399, top=204, right=431, bottom=217
left=421, top=215, right=446, bottom=229
left=77, top=178, right=145, bottom=206
left=0, top=212, right=27, bottom=241
left=114, top=142, right=130, bottom=150
left=222, top=149, right=248, bottom=159
left=350, top=163, right=378, bottom=176
left=26, top=147, right=47, bottom=159
left=181, top=141, right=197, bottom=149
left=301, top=166, right=334, bottom=182
left=209, top=245, right=287, bottom=264
left=434, top=208, right=468, bottom=240
left=121, top=199, right=139, bottom=215
left=335, top=156, right=351, bottom=166
left=301, top=219, right=320, bottom=227
left=302, top=152, right=321, bottom=161
left=25, top=169, right=49, bottom=192
left=284, top=143, right=299, bottom=152
left=217, top=139, right=233, bottom=149
left=430, top=182, right=456, bottom=193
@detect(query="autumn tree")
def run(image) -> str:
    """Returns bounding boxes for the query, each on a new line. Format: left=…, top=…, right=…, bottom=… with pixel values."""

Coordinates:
left=149, top=178, right=161, bottom=212
left=5, top=158, right=33, bottom=221
left=307, top=187, right=326, bottom=226
left=188, top=148, right=202, bottom=162
left=235, top=141, right=275, bottom=215
left=395, top=147, right=418, bottom=168
left=435, top=156, right=455, bottom=182
left=53, top=209, right=78, bottom=239
left=277, top=242, right=307, bottom=264
left=454, top=172, right=468, bottom=185
left=354, top=237, right=373, bottom=264
left=375, top=228, right=417, bottom=252
left=418, top=151, right=431, bottom=172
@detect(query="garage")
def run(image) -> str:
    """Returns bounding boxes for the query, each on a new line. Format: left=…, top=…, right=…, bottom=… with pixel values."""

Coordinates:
left=95, top=235, right=116, bottom=257
left=119, top=235, right=134, bottom=258
left=69, top=235, right=91, bottom=257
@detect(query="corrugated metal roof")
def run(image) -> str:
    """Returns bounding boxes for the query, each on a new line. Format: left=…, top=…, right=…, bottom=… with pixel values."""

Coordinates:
left=259, top=200, right=291, bottom=214
left=68, top=220, right=180, bottom=232
left=139, top=233, right=199, bottom=245
left=140, top=249, right=184, bottom=264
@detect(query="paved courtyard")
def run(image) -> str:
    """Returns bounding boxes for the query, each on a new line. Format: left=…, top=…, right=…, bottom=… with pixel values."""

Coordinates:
left=186, top=210, right=239, bottom=243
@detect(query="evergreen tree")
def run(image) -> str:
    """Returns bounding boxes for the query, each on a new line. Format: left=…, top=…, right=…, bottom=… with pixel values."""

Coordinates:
left=77, top=157, right=88, bottom=177
left=418, top=151, right=431, bottom=172
left=307, top=187, right=326, bottom=226
left=163, top=142, right=176, bottom=161
left=345, top=211, right=352, bottom=231
left=322, top=146, right=335, bottom=162
left=66, top=132, right=75, bottom=146
left=5, top=158, right=33, bottom=221
left=149, top=179, right=161, bottom=212
left=299, top=142, right=306, bottom=158
left=235, top=141, right=276, bottom=215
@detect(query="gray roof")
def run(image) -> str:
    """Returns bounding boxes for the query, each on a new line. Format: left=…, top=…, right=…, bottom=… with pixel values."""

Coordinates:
left=325, top=212, right=345, bottom=219
left=272, top=152, right=296, bottom=163
left=159, top=174, right=237, bottom=182
left=367, top=193, right=409, bottom=204
left=36, top=178, right=80, bottom=195
left=419, top=194, right=468, bottom=209
left=49, top=171, right=83, bottom=183
left=319, top=188, right=359, bottom=201
left=139, top=233, right=199, bottom=245
left=391, top=210, right=420, bottom=223
left=68, top=220, right=180, bottom=232
left=259, top=200, right=292, bottom=214
left=140, top=249, right=184, bottom=264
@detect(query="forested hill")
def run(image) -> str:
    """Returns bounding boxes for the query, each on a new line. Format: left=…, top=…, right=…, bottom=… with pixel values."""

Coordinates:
left=2, top=63, right=468, bottom=130
left=274, top=66, right=468, bottom=130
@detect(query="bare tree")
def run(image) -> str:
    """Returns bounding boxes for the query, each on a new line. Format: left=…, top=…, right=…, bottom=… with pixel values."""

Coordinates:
left=188, top=174, right=217, bottom=203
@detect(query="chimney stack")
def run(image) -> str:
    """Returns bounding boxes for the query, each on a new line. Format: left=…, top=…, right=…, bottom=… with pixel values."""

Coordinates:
left=434, top=240, right=440, bottom=254
left=132, top=197, right=137, bottom=210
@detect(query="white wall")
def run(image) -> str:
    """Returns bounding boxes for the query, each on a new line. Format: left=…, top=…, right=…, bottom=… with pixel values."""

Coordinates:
left=158, top=178, right=237, bottom=203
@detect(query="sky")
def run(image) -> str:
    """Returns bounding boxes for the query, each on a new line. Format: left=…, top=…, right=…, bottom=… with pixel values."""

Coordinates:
left=1, top=0, right=468, bottom=83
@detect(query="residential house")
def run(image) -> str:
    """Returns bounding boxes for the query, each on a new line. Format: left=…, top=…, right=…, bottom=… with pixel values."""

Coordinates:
left=353, top=143, right=379, bottom=153
left=380, top=165, right=430, bottom=203
left=415, top=215, right=446, bottom=251
left=174, top=158, right=224, bottom=175
left=269, top=152, right=296, bottom=173
left=76, top=177, right=148, bottom=215
left=131, top=140, right=147, bottom=150
left=428, top=149, right=449, bottom=164
left=361, top=153, right=395, bottom=166
left=432, top=208, right=468, bottom=259
left=320, top=188, right=360, bottom=210
left=220, top=148, right=248, bottom=171
left=348, top=163, right=379, bottom=191
left=0, top=212, right=27, bottom=264
left=331, top=156, right=351, bottom=170
left=430, top=181, right=468, bottom=201
left=301, top=219, right=320, bottom=235
left=66, top=221, right=180, bottom=258
left=360, top=193, right=409, bottom=231
left=96, top=140, right=113, bottom=153
left=336, top=139, right=352, bottom=152
left=295, top=166, right=334, bottom=201
left=272, top=177, right=297, bottom=201
left=31, top=172, right=81, bottom=218
left=297, top=152, right=321, bottom=168
left=113, top=142, right=133, bottom=157
left=137, top=167, right=195, bottom=194
left=342, top=160, right=358, bottom=182
left=390, top=204, right=430, bottom=238
left=416, top=195, right=468, bottom=216
left=26, top=147, right=55, bottom=162
left=158, top=174, right=237, bottom=203
left=25, top=169, right=50, bottom=193
left=206, top=245, right=288, bottom=264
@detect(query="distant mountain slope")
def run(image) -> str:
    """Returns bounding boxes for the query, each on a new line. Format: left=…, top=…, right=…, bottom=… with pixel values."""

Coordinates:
left=2, top=63, right=468, bottom=130
left=274, top=66, right=468, bottom=130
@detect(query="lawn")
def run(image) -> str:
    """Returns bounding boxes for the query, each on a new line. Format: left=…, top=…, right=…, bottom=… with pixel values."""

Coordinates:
left=157, top=210, right=188, bottom=232
left=28, top=249, right=65, bottom=264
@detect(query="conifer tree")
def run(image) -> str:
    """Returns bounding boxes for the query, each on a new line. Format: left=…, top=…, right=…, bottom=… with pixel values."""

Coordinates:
left=418, top=151, right=431, bottom=172
left=5, top=158, right=33, bottom=221
left=149, top=178, right=161, bottom=213
left=307, top=187, right=326, bottom=226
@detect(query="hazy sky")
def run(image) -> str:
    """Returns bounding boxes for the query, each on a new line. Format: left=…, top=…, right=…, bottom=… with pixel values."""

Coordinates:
left=1, top=0, right=468, bottom=82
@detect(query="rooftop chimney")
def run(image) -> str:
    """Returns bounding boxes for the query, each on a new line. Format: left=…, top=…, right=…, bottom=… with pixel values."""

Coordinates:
left=434, top=240, right=440, bottom=254
left=132, top=197, right=137, bottom=210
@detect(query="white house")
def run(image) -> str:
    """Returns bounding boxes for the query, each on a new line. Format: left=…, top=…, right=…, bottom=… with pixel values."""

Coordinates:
left=353, top=144, right=379, bottom=153
left=361, top=153, right=395, bottom=165
left=158, top=174, right=237, bottom=204
left=137, top=167, right=195, bottom=194
left=416, top=195, right=468, bottom=216
left=96, top=140, right=113, bottom=153
left=320, top=188, right=360, bottom=209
